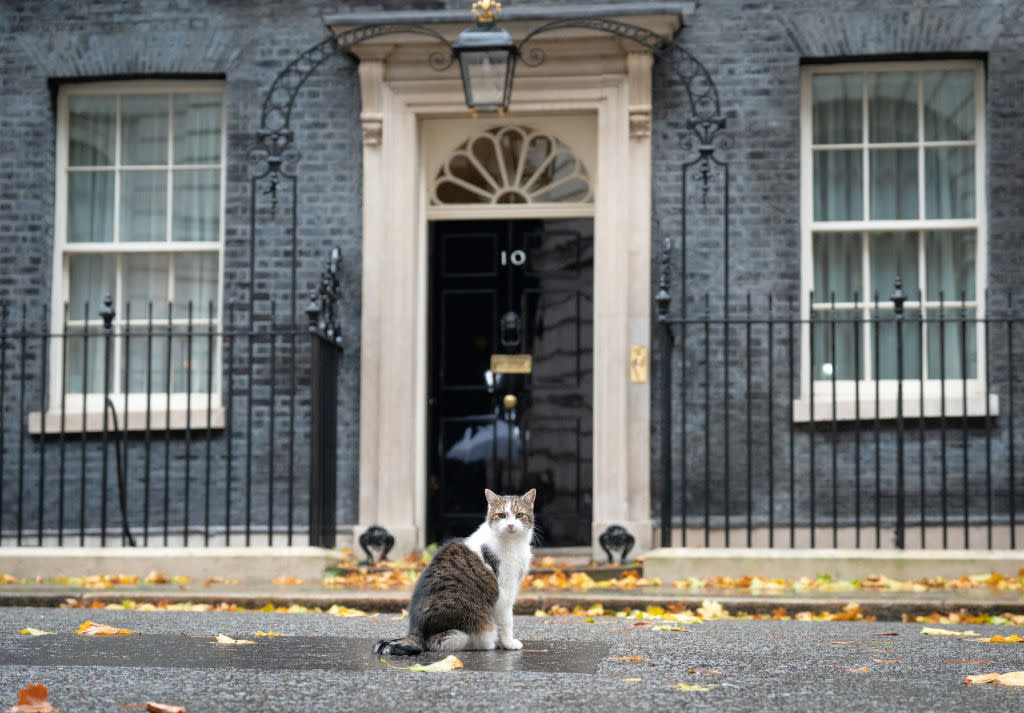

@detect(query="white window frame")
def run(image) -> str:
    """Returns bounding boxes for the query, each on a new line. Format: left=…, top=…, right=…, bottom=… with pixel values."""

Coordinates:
left=36, top=79, right=227, bottom=433
left=796, top=60, right=996, bottom=421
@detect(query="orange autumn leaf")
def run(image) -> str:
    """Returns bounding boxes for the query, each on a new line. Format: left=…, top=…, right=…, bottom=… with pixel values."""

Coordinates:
left=145, top=703, right=186, bottom=713
left=621, top=678, right=643, bottom=682
left=964, top=671, right=1024, bottom=686
left=827, top=641, right=859, bottom=646
left=837, top=667, right=869, bottom=672
left=608, top=656, right=647, bottom=662
left=271, top=575, right=305, bottom=585
left=7, top=683, right=56, bottom=713
left=974, top=634, right=1024, bottom=643
left=872, top=659, right=902, bottom=664
left=75, top=620, right=139, bottom=636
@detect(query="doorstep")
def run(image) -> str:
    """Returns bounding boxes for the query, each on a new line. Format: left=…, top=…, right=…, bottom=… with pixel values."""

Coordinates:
left=0, top=546, right=338, bottom=584
left=642, top=547, right=1024, bottom=582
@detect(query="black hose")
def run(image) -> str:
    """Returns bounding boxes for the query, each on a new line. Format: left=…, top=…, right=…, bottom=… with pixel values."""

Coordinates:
left=105, top=398, right=136, bottom=547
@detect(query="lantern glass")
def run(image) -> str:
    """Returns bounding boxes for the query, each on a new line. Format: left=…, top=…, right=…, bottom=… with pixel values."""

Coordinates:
left=460, top=49, right=512, bottom=109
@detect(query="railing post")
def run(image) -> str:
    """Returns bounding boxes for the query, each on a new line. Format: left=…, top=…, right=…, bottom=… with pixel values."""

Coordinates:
left=655, top=284, right=673, bottom=547
left=99, top=294, right=115, bottom=547
left=891, top=278, right=906, bottom=549
left=306, top=248, right=343, bottom=549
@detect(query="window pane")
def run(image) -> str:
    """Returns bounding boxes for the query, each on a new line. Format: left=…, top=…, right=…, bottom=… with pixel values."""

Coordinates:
left=64, top=328, right=106, bottom=395
left=121, top=95, right=169, bottom=165
left=868, top=72, right=917, bottom=143
left=812, top=310, right=862, bottom=380
left=925, top=147, right=974, bottom=219
left=67, top=172, right=114, bottom=243
left=813, top=232, right=862, bottom=302
left=814, top=150, right=862, bottom=221
left=927, top=307, right=976, bottom=379
left=173, top=93, right=222, bottom=164
left=120, top=171, right=167, bottom=242
left=812, top=73, right=862, bottom=144
left=924, top=70, right=974, bottom=141
left=869, top=149, right=918, bottom=219
left=869, top=231, right=919, bottom=300
left=68, top=95, right=115, bottom=166
left=873, top=308, right=922, bottom=379
left=171, top=331, right=211, bottom=392
left=68, top=254, right=115, bottom=321
left=127, top=326, right=169, bottom=393
left=173, top=252, right=218, bottom=316
left=172, top=169, right=220, bottom=242
left=925, top=231, right=975, bottom=302
left=123, top=253, right=170, bottom=319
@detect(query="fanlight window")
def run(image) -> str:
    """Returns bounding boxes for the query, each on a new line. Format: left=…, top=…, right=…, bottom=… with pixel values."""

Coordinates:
left=431, top=126, right=592, bottom=205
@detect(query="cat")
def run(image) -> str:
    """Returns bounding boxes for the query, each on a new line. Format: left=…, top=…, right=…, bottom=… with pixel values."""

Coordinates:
left=373, top=488, right=536, bottom=655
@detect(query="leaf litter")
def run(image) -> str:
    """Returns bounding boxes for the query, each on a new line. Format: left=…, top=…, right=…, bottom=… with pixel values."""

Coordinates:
left=6, top=683, right=56, bottom=713
left=380, top=654, right=463, bottom=672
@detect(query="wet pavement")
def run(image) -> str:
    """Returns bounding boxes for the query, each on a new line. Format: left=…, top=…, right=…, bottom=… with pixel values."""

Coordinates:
left=1, top=607, right=1023, bottom=712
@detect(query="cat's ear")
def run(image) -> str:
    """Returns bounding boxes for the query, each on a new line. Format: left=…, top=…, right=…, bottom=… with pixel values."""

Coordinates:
left=484, top=489, right=502, bottom=508
left=520, top=488, right=537, bottom=507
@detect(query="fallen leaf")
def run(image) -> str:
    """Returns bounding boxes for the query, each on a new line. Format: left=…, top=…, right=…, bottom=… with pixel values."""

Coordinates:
left=75, top=620, right=139, bottom=636
left=943, top=660, right=989, bottom=664
left=253, top=631, right=283, bottom=637
left=6, top=683, right=56, bottom=712
left=688, top=669, right=723, bottom=676
left=270, top=575, right=305, bottom=585
left=672, top=682, right=713, bottom=692
left=827, top=641, right=859, bottom=645
left=608, top=656, right=647, bottom=662
left=837, top=667, right=869, bottom=672
left=1, top=573, right=21, bottom=584
left=964, top=671, right=1024, bottom=686
left=621, top=678, right=643, bottom=682
left=212, top=634, right=255, bottom=645
left=326, top=605, right=370, bottom=617
left=381, top=654, right=463, bottom=672
left=974, top=634, right=1024, bottom=643
left=869, top=632, right=902, bottom=636
left=19, top=628, right=55, bottom=636
left=868, top=648, right=893, bottom=652
left=872, top=659, right=902, bottom=664
left=921, top=627, right=979, bottom=636
left=652, top=625, right=686, bottom=631
left=146, top=703, right=186, bottom=713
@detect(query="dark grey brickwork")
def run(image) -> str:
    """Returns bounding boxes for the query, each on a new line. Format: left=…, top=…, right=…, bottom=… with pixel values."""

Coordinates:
left=1, top=0, right=1022, bottom=545
left=652, top=0, right=1024, bottom=538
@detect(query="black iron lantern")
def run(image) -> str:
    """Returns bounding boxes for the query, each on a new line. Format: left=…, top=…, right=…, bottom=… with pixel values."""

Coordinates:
left=452, top=1, right=517, bottom=116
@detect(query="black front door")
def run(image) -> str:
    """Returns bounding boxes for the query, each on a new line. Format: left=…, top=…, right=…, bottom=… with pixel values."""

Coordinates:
left=428, top=219, right=593, bottom=546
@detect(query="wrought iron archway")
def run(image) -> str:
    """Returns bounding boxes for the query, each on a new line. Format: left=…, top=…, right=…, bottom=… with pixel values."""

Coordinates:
left=247, top=13, right=734, bottom=548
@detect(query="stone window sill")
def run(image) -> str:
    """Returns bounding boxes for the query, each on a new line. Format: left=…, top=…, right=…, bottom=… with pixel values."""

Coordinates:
left=792, top=390, right=998, bottom=423
left=28, top=406, right=226, bottom=435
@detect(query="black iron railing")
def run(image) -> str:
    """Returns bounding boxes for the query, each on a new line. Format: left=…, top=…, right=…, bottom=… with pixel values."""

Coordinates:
left=656, top=286, right=1022, bottom=550
left=0, top=252, right=343, bottom=548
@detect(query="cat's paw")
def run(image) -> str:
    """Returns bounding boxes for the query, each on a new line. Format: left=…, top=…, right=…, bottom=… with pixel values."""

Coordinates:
left=501, top=638, right=523, bottom=650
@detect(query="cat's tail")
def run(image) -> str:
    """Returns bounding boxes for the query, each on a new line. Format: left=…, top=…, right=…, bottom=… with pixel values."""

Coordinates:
left=374, top=633, right=425, bottom=656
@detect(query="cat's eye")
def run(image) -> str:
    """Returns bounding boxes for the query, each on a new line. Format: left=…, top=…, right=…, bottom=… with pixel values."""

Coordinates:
left=496, top=512, right=506, bottom=519
left=515, top=513, right=525, bottom=519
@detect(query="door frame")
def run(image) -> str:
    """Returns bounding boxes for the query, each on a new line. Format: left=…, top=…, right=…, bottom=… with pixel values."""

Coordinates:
left=348, top=29, right=663, bottom=559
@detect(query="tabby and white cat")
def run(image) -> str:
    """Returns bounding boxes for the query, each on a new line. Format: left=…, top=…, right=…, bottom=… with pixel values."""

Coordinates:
left=374, top=488, right=536, bottom=655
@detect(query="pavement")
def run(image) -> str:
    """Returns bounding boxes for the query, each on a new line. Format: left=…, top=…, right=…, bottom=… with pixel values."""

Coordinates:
left=2, top=607, right=1024, bottom=712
